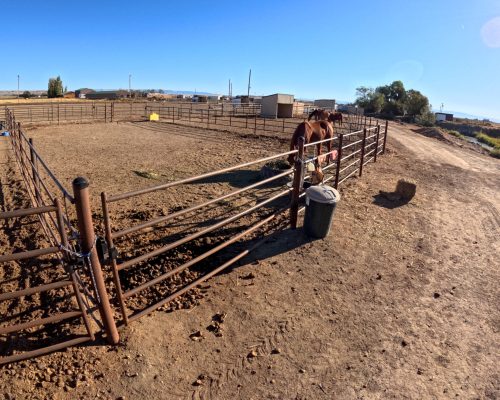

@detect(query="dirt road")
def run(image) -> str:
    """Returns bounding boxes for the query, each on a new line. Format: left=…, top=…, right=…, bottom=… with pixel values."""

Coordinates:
left=1, top=122, right=499, bottom=399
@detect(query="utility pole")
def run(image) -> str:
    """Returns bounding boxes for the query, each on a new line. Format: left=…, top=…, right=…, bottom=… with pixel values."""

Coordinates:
left=228, top=79, right=231, bottom=98
left=247, top=69, right=251, bottom=97
left=17, top=74, right=20, bottom=102
left=128, top=74, right=132, bottom=97
left=440, top=103, right=444, bottom=112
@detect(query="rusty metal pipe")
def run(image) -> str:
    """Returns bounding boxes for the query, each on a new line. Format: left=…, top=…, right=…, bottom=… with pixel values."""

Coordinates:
left=0, top=336, right=91, bottom=366
left=0, top=280, right=72, bottom=302
left=107, top=150, right=297, bottom=203
left=118, top=188, right=290, bottom=271
left=123, top=211, right=281, bottom=300
left=112, top=168, right=293, bottom=239
left=73, top=177, right=119, bottom=344
left=0, top=205, right=57, bottom=219
left=101, top=192, right=129, bottom=326
left=303, top=135, right=339, bottom=148
left=0, top=311, right=82, bottom=335
left=129, top=232, right=270, bottom=323
left=0, top=246, right=60, bottom=263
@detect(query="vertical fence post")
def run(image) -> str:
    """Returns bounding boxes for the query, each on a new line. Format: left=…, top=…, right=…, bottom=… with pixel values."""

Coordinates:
left=254, top=114, right=257, bottom=133
left=172, top=106, right=175, bottom=123
left=111, top=102, right=114, bottom=122
left=374, top=125, right=380, bottom=162
left=101, top=192, right=129, bottom=326
left=29, top=138, right=42, bottom=205
left=334, top=133, right=344, bottom=189
left=104, top=103, right=107, bottom=123
left=382, top=120, right=388, bottom=154
left=245, top=113, right=248, bottom=129
left=359, top=128, right=367, bottom=177
left=282, top=119, right=285, bottom=133
left=290, top=137, right=305, bottom=229
left=72, top=177, right=119, bottom=345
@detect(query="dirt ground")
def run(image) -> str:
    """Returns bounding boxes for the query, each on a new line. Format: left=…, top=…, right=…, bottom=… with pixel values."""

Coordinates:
left=1, top=120, right=499, bottom=399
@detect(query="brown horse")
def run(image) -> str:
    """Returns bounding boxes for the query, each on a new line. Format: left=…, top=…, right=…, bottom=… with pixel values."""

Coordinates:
left=288, top=120, right=336, bottom=166
left=328, top=112, right=343, bottom=126
left=308, top=108, right=329, bottom=121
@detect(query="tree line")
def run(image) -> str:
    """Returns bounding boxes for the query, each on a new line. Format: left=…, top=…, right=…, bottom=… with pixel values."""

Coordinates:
left=355, top=80, right=435, bottom=125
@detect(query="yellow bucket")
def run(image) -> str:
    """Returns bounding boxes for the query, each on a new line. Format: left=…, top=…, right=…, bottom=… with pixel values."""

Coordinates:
left=149, top=112, right=159, bottom=121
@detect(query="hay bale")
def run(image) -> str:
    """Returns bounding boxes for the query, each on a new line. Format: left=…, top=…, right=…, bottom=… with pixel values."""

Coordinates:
left=395, top=179, right=417, bottom=200
left=260, top=160, right=290, bottom=179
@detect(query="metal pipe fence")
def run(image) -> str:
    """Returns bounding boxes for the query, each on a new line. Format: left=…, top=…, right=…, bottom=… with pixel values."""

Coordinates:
left=1, top=103, right=389, bottom=363
left=0, top=200, right=95, bottom=365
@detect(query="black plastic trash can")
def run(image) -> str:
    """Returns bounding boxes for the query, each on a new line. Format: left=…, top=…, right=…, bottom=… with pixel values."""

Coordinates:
left=303, top=185, right=340, bottom=238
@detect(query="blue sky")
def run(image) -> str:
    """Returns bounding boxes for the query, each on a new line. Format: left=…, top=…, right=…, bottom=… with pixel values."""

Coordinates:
left=1, top=0, right=499, bottom=119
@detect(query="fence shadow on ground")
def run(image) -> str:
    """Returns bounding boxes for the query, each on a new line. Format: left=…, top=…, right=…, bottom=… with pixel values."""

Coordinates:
left=191, top=170, right=291, bottom=189
left=221, top=224, right=317, bottom=275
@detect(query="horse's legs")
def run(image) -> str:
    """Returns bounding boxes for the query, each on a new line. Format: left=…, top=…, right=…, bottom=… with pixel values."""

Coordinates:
left=326, top=140, right=332, bottom=165
left=316, top=143, right=322, bottom=168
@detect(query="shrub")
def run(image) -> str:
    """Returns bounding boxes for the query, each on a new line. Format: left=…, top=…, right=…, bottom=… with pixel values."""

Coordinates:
left=448, top=130, right=465, bottom=139
left=475, top=132, right=500, bottom=149
left=415, top=109, right=436, bottom=127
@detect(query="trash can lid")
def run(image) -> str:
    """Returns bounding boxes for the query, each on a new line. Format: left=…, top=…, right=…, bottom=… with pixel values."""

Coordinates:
left=306, top=185, right=340, bottom=204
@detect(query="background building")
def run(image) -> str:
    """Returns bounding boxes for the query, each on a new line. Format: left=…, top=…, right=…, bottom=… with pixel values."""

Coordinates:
left=260, top=94, right=294, bottom=118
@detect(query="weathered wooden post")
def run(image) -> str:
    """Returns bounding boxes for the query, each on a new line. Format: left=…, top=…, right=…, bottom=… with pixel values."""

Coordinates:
left=72, top=177, right=119, bottom=344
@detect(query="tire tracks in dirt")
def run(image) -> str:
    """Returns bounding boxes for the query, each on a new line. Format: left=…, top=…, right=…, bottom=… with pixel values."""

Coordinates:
left=190, top=316, right=298, bottom=400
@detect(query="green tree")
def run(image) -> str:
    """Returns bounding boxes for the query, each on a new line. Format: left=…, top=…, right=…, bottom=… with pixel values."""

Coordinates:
left=48, top=76, right=64, bottom=98
left=375, top=80, right=407, bottom=116
left=355, top=86, right=374, bottom=108
left=355, top=87, right=386, bottom=113
left=369, top=92, right=385, bottom=113
left=405, top=89, right=430, bottom=117
left=21, top=91, right=32, bottom=99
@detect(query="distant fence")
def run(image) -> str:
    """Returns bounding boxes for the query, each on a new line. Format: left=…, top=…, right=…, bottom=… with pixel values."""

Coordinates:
left=3, top=101, right=373, bottom=137
left=1, top=104, right=388, bottom=363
